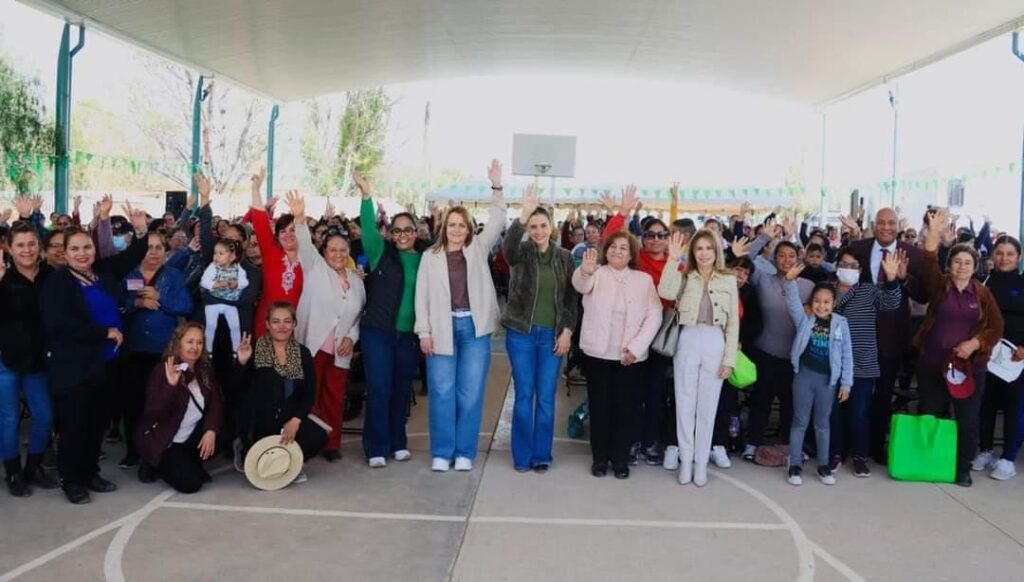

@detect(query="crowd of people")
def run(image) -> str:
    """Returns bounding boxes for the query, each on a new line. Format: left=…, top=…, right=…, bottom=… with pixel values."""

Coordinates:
left=0, top=162, right=1020, bottom=504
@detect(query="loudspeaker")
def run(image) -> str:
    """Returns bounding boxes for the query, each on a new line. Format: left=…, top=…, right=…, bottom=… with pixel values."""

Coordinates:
left=165, top=191, right=187, bottom=217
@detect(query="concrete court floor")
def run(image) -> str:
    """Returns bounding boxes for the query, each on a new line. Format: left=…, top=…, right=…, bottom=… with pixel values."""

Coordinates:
left=1, top=349, right=1024, bottom=582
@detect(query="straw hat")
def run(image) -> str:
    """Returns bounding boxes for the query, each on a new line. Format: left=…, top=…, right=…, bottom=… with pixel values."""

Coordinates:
left=244, top=436, right=304, bottom=491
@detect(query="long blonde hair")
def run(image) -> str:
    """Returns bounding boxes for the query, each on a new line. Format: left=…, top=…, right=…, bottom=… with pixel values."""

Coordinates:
left=687, top=229, right=729, bottom=273
left=431, top=206, right=476, bottom=253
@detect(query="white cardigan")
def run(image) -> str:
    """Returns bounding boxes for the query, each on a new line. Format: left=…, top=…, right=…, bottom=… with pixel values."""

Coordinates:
left=414, top=203, right=507, bottom=356
left=294, top=223, right=366, bottom=369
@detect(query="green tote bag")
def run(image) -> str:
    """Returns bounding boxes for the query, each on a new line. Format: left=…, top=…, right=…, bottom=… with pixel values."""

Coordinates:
left=727, top=350, right=757, bottom=390
left=887, top=414, right=957, bottom=483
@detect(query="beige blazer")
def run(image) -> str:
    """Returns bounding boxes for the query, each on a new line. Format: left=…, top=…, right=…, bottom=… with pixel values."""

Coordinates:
left=415, top=203, right=507, bottom=356
left=658, top=259, right=740, bottom=368
left=294, top=223, right=366, bottom=369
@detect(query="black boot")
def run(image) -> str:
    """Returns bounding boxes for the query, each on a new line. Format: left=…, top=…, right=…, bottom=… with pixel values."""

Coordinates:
left=4, top=459, right=31, bottom=498
left=24, top=453, right=59, bottom=490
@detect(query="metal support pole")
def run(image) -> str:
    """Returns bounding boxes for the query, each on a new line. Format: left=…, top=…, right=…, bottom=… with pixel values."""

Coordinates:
left=819, top=110, right=827, bottom=228
left=190, top=75, right=206, bottom=199
left=1013, top=31, right=1024, bottom=246
left=53, top=22, right=84, bottom=214
left=266, top=105, right=279, bottom=202
left=888, top=86, right=899, bottom=209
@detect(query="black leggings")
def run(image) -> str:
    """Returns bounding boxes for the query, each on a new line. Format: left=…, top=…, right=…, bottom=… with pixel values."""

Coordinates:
left=158, top=428, right=211, bottom=494
left=980, top=373, right=1023, bottom=462
left=917, top=364, right=985, bottom=473
left=53, top=365, right=114, bottom=486
left=745, top=349, right=794, bottom=446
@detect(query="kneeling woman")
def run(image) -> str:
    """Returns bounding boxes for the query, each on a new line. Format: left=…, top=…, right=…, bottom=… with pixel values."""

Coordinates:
left=136, top=323, right=223, bottom=493
left=236, top=302, right=327, bottom=483
left=573, top=233, right=662, bottom=479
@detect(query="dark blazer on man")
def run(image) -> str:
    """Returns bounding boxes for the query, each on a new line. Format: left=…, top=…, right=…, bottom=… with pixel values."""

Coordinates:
left=849, top=237, right=929, bottom=359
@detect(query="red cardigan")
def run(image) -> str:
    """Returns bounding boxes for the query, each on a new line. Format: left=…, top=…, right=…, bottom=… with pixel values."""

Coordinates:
left=247, top=208, right=304, bottom=337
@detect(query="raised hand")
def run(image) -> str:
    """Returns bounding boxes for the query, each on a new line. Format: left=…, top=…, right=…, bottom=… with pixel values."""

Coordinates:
left=123, top=202, right=149, bottom=234
left=580, top=247, right=599, bottom=275
left=782, top=215, right=797, bottom=238
left=882, top=249, right=904, bottom=282
left=251, top=167, right=266, bottom=192
left=236, top=333, right=253, bottom=366
left=188, top=236, right=201, bottom=253
left=30, top=195, right=43, bottom=212
left=730, top=236, right=751, bottom=257
left=72, top=195, right=82, bottom=212
left=14, top=196, right=34, bottom=219
left=619, top=185, right=639, bottom=216
left=324, top=198, right=336, bottom=219
left=519, top=183, right=539, bottom=221
left=598, top=190, right=617, bottom=214
left=284, top=190, right=305, bottom=221
left=195, top=173, right=213, bottom=206
left=740, top=201, right=752, bottom=216
left=487, top=159, right=502, bottom=187
left=98, top=194, right=113, bottom=220
left=0, top=208, right=10, bottom=224
left=670, top=182, right=679, bottom=201
left=668, top=231, right=687, bottom=261
left=164, top=356, right=183, bottom=386
left=762, top=220, right=782, bottom=240
left=784, top=263, right=805, bottom=282
left=352, top=170, right=371, bottom=199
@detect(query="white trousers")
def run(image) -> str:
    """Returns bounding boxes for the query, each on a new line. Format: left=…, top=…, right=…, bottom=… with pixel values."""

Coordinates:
left=204, top=303, right=242, bottom=352
left=673, top=324, right=726, bottom=465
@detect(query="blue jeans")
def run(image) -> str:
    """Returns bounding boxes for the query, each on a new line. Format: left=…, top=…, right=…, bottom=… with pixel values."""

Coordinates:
left=830, top=376, right=873, bottom=460
left=360, top=326, right=419, bottom=460
left=506, top=325, right=563, bottom=469
left=0, top=360, right=52, bottom=460
left=426, top=317, right=492, bottom=460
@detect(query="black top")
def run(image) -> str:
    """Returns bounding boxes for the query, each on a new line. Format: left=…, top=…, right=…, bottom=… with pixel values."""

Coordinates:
left=235, top=344, right=317, bottom=441
left=41, top=234, right=148, bottom=394
left=0, top=263, right=53, bottom=373
left=986, top=270, right=1024, bottom=346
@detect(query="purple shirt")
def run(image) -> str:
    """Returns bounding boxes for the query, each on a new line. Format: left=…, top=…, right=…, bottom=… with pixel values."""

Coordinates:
left=922, top=283, right=981, bottom=370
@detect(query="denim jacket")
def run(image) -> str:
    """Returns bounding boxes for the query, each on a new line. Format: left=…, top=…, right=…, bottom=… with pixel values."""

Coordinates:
left=784, top=279, right=853, bottom=390
left=122, top=265, right=193, bottom=354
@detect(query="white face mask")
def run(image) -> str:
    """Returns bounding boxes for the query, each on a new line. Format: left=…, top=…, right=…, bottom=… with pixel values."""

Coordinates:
left=836, top=267, right=860, bottom=286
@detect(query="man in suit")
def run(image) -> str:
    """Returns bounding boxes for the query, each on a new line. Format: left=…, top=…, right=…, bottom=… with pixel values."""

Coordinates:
left=850, top=208, right=929, bottom=464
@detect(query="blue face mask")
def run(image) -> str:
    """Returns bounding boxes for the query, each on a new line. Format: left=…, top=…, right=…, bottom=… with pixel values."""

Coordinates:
left=112, top=235, right=129, bottom=252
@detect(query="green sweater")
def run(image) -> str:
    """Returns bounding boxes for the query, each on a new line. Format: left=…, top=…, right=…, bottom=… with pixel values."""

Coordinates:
left=361, top=198, right=421, bottom=332
left=532, top=243, right=557, bottom=328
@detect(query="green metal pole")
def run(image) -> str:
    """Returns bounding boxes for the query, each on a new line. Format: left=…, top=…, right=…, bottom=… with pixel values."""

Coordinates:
left=54, top=23, right=84, bottom=214
left=266, top=105, right=279, bottom=202
left=190, top=75, right=205, bottom=199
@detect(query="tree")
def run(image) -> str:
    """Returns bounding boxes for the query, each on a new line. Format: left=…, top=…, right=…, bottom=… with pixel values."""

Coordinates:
left=0, top=57, right=53, bottom=193
left=335, top=87, right=392, bottom=195
left=300, top=97, right=343, bottom=196
left=130, top=55, right=267, bottom=195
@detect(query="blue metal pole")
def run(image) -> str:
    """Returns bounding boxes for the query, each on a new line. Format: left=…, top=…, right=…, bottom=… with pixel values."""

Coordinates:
left=266, top=105, right=279, bottom=202
left=53, top=22, right=84, bottom=214
left=1013, top=32, right=1024, bottom=246
left=190, top=75, right=205, bottom=199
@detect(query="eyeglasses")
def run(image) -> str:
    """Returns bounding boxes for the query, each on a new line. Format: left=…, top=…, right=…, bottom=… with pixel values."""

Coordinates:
left=390, top=227, right=416, bottom=237
left=642, top=231, right=669, bottom=240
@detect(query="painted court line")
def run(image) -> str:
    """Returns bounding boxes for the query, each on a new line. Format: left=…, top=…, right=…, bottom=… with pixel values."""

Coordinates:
left=161, top=501, right=468, bottom=523
left=468, top=516, right=788, bottom=531
left=0, top=517, right=130, bottom=582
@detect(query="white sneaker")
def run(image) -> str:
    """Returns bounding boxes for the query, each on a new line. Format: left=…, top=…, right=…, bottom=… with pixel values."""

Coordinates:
left=663, top=446, right=680, bottom=470
left=818, top=467, right=837, bottom=486
left=710, top=446, right=732, bottom=469
left=431, top=457, right=451, bottom=472
left=393, top=449, right=412, bottom=462
left=368, top=456, right=387, bottom=468
left=678, top=461, right=692, bottom=485
left=693, top=462, right=708, bottom=487
left=742, top=444, right=757, bottom=461
left=454, top=457, right=472, bottom=471
left=989, top=458, right=1017, bottom=481
left=971, top=450, right=995, bottom=472
left=787, top=467, right=803, bottom=486
left=292, top=470, right=308, bottom=484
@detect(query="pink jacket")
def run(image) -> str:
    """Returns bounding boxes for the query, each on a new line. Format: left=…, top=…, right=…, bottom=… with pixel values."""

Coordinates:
left=572, top=265, right=664, bottom=362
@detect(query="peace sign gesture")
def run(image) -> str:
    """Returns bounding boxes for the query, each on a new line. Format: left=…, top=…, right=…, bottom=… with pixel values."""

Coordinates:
left=580, top=247, right=599, bottom=275
left=164, top=356, right=183, bottom=386
left=237, top=333, right=253, bottom=366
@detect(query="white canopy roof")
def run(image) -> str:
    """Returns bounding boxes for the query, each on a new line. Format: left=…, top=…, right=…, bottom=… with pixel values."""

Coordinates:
left=21, top=0, right=1024, bottom=104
